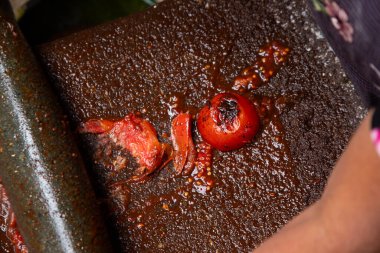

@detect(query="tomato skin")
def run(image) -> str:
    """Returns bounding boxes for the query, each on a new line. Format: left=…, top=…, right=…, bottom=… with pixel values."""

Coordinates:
left=197, top=93, right=260, bottom=152
left=171, top=113, right=196, bottom=175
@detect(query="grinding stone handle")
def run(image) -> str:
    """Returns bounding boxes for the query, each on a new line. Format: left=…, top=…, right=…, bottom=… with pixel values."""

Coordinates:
left=0, top=2, right=114, bottom=252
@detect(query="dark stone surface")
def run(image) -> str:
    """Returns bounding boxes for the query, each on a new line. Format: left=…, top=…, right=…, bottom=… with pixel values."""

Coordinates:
left=0, top=1, right=114, bottom=252
left=40, top=0, right=365, bottom=252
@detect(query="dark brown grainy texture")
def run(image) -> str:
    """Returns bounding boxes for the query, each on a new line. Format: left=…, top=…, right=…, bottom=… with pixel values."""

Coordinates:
left=0, top=1, right=114, bottom=252
left=40, top=0, right=366, bottom=252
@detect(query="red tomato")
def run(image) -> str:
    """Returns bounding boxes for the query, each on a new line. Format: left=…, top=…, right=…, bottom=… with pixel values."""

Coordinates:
left=197, top=93, right=259, bottom=151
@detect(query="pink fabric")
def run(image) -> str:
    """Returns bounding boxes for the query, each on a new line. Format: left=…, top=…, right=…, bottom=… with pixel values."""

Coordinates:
left=370, top=128, right=380, bottom=156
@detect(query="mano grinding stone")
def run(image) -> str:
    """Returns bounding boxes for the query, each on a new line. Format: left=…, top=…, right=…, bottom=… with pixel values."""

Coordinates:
left=0, top=1, right=114, bottom=252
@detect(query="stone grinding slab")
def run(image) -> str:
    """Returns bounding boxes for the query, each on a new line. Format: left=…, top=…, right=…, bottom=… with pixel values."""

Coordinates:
left=39, top=0, right=365, bottom=252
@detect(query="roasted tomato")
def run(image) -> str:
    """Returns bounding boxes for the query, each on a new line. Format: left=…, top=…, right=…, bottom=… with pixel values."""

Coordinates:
left=79, top=114, right=168, bottom=182
left=197, top=93, right=259, bottom=151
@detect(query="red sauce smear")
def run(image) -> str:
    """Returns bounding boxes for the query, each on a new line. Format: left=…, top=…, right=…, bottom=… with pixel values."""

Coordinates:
left=190, top=141, right=215, bottom=194
left=233, top=41, right=290, bottom=91
left=0, top=181, right=28, bottom=253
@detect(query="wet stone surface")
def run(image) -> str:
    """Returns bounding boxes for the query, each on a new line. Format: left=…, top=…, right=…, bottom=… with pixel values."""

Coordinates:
left=0, top=2, right=114, bottom=252
left=40, top=0, right=365, bottom=252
